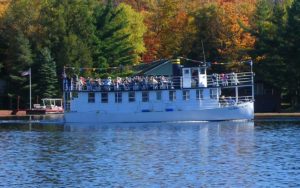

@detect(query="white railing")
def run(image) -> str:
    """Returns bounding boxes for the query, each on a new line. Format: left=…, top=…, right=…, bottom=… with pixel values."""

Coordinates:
left=63, top=72, right=253, bottom=92
left=207, top=72, right=252, bottom=87
left=219, top=96, right=253, bottom=107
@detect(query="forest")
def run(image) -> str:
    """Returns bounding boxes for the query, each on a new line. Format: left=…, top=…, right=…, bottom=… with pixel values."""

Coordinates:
left=0, top=0, right=299, bottom=110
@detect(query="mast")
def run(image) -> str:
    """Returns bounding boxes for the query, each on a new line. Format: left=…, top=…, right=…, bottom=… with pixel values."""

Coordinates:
left=201, top=40, right=206, bottom=64
left=29, top=68, right=32, bottom=110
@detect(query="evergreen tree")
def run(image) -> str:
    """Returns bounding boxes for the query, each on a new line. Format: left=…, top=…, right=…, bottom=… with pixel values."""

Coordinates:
left=248, top=0, right=287, bottom=91
left=6, top=32, right=34, bottom=108
left=284, top=0, right=300, bottom=106
left=0, top=35, right=5, bottom=76
left=36, top=48, right=59, bottom=98
left=115, top=3, right=146, bottom=64
left=93, top=0, right=135, bottom=69
left=38, top=0, right=95, bottom=73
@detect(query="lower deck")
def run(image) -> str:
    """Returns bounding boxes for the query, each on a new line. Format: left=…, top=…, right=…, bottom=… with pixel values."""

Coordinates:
left=66, top=87, right=253, bottom=114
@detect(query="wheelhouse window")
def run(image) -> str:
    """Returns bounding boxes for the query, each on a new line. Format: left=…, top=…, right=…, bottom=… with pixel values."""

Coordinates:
left=101, top=92, right=108, bottom=103
left=88, top=92, right=95, bottom=103
left=142, top=91, right=149, bottom=102
left=156, top=91, right=162, bottom=101
left=129, top=91, right=135, bottom=102
left=183, top=90, right=190, bottom=101
left=115, top=92, right=122, bottom=103
left=169, top=91, right=176, bottom=101
left=196, top=89, right=203, bottom=100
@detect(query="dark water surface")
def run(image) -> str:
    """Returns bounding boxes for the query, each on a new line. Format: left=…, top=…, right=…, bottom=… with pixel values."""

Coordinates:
left=0, top=117, right=299, bottom=187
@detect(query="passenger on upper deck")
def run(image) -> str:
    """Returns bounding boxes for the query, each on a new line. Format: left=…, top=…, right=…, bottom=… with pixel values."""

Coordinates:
left=221, top=73, right=228, bottom=86
left=231, top=72, right=239, bottom=85
left=212, top=73, right=218, bottom=86
left=103, top=77, right=112, bottom=91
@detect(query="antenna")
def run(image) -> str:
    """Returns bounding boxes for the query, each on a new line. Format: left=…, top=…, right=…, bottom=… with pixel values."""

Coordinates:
left=201, top=40, right=206, bottom=64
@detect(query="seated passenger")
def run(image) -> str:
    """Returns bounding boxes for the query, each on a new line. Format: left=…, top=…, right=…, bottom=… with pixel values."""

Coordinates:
left=228, top=97, right=235, bottom=106
left=220, top=96, right=228, bottom=107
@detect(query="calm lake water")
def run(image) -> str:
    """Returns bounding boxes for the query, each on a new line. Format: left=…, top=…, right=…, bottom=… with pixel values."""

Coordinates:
left=0, top=116, right=299, bottom=187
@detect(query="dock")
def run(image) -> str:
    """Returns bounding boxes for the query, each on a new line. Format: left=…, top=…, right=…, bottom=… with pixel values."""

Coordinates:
left=254, top=113, right=300, bottom=119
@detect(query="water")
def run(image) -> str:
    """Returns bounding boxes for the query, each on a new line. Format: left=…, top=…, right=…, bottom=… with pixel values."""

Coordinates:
left=0, top=117, right=299, bottom=187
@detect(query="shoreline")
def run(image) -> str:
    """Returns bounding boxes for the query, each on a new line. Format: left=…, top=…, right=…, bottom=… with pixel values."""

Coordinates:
left=254, top=113, right=300, bottom=118
left=1, top=110, right=300, bottom=118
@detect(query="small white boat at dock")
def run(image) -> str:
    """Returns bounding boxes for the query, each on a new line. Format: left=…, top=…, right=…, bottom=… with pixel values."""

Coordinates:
left=26, top=98, right=64, bottom=115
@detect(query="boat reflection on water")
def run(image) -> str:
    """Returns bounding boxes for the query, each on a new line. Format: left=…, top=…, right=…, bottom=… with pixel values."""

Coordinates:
left=62, top=120, right=256, bottom=187
left=63, top=120, right=254, bottom=132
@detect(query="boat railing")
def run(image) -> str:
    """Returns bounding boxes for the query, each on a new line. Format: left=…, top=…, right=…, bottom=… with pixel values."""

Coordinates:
left=219, top=95, right=253, bottom=107
left=207, top=72, right=253, bottom=87
left=64, top=72, right=253, bottom=92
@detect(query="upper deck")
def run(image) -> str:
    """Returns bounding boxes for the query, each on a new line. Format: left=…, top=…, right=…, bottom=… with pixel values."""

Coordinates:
left=63, top=71, right=253, bottom=92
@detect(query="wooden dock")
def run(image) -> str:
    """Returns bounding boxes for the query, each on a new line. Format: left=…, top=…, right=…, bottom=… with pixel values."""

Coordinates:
left=0, top=110, right=26, bottom=117
left=255, top=113, right=300, bottom=118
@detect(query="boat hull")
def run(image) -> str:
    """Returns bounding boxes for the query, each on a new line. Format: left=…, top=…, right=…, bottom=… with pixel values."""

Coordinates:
left=64, top=102, right=254, bottom=123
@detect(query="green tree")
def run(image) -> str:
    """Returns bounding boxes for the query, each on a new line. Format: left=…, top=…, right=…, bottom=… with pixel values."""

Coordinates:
left=0, top=0, right=40, bottom=108
left=248, top=0, right=287, bottom=92
left=36, top=47, right=59, bottom=98
left=284, top=0, right=300, bottom=106
left=6, top=32, right=34, bottom=107
left=115, top=3, right=146, bottom=64
left=38, top=0, right=95, bottom=72
left=93, top=0, right=135, bottom=69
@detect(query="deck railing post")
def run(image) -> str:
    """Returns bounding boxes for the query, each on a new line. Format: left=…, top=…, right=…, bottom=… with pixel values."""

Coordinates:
left=63, top=66, right=66, bottom=111
left=250, top=61, right=254, bottom=101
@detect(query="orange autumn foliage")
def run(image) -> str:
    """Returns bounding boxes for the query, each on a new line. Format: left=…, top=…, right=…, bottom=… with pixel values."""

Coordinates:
left=216, top=0, right=256, bottom=61
left=0, top=0, right=10, bottom=17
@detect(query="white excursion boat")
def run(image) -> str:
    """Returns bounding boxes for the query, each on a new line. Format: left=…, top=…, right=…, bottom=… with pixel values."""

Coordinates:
left=63, top=59, right=254, bottom=123
left=27, top=98, right=64, bottom=114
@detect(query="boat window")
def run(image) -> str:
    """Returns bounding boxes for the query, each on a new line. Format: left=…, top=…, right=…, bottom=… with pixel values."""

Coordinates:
left=196, top=89, right=203, bottom=100
left=183, top=90, right=190, bottom=100
left=101, top=92, right=108, bottom=103
left=129, top=91, right=135, bottom=102
left=72, top=92, right=78, bottom=99
left=156, top=91, right=162, bottom=101
left=115, top=92, right=122, bottom=103
left=210, top=89, right=218, bottom=99
left=169, top=91, right=176, bottom=101
left=184, top=69, right=190, bottom=75
left=88, top=92, right=95, bottom=103
left=142, top=91, right=149, bottom=102
left=200, top=68, right=205, bottom=74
